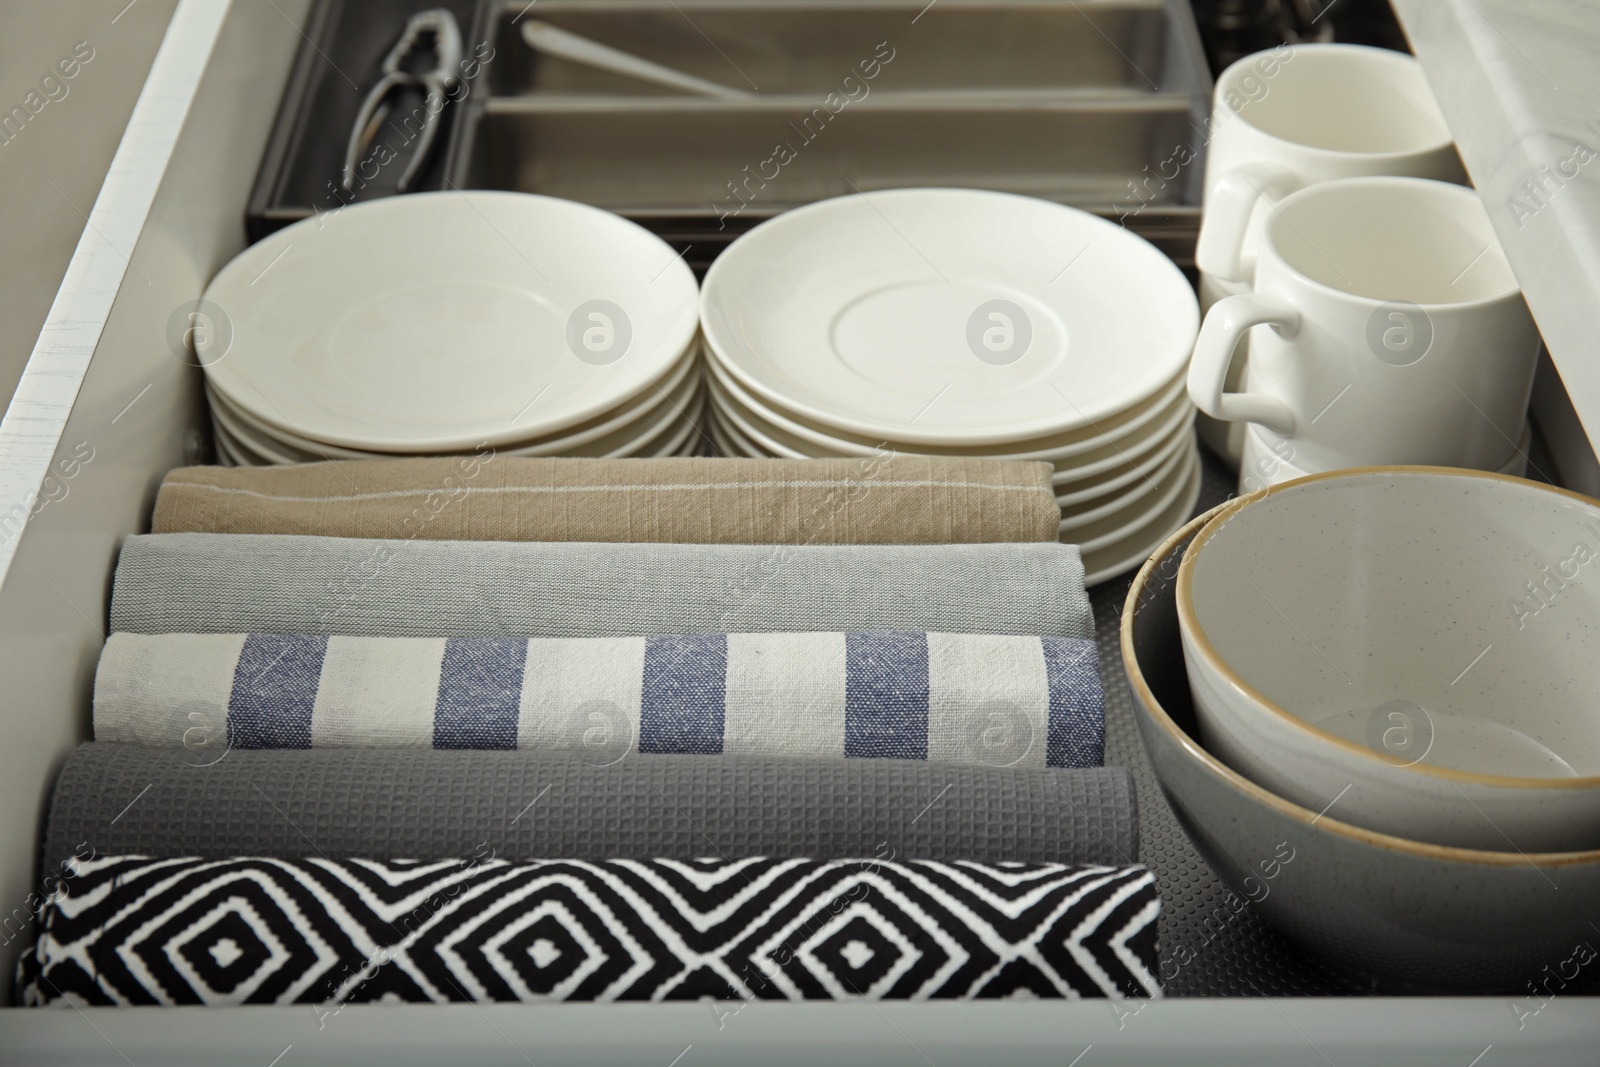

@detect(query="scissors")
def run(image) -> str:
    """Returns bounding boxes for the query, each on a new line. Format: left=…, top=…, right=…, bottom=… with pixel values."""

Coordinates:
left=342, top=8, right=463, bottom=194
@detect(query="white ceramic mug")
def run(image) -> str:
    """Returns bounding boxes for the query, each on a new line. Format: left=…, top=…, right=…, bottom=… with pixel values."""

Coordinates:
left=1189, top=177, right=1539, bottom=477
left=1193, top=44, right=1465, bottom=468
left=1195, top=43, right=1464, bottom=287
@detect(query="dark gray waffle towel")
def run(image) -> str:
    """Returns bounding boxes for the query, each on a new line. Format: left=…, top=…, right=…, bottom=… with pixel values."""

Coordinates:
left=109, top=535, right=1092, bottom=638
left=41, top=745, right=1138, bottom=877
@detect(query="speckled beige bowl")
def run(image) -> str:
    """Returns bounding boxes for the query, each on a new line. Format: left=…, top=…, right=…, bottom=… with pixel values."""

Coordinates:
left=1176, top=467, right=1600, bottom=852
left=1125, top=507, right=1600, bottom=990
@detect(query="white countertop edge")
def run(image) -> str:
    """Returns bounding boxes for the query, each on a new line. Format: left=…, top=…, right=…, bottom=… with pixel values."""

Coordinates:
left=1394, top=0, right=1600, bottom=453
left=0, top=0, right=230, bottom=587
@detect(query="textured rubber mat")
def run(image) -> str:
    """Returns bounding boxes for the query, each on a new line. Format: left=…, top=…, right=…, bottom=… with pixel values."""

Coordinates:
left=1092, top=449, right=1360, bottom=996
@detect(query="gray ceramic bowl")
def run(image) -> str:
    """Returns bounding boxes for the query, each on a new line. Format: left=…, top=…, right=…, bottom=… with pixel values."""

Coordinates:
left=1177, top=468, right=1600, bottom=853
left=1123, top=506, right=1600, bottom=992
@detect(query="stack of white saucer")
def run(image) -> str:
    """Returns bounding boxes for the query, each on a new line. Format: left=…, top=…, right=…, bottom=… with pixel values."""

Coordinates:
left=701, top=188, right=1202, bottom=584
left=195, top=191, right=703, bottom=465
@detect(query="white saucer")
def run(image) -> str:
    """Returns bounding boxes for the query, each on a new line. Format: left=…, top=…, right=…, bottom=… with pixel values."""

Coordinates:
left=703, top=348, right=1189, bottom=463
left=209, top=415, right=258, bottom=468
left=1081, top=452, right=1204, bottom=586
left=211, top=349, right=702, bottom=465
left=211, top=341, right=701, bottom=462
left=706, top=363, right=1195, bottom=484
left=1060, top=433, right=1194, bottom=531
left=626, top=386, right=707, bottom=458
left=1054, top=421, right=1193, bottom=505
left=1068, top=443, right=1200, bottom=553
left=202, top=191, right=700, bottom=453
left=708, top=402, right=761, bottom=457
left=707, top=413, right=738, bottom=456
left=701, top=188, right=1198, bottom=447
left=1237, top=423, right=1535, bottom=492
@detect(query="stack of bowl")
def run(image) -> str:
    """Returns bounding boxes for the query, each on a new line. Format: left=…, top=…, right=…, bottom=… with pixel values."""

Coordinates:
left=195, top=191, right=704, bottom=465
left=1123, top=467, right=1600, bottom=990
left=700, top=188, right=1202, bottom=585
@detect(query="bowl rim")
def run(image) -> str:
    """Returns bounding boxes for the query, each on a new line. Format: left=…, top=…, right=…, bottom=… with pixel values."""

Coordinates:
left=1125, top=497, right=1600, bottom=867
left=1174, top=465, right=1600, bottom=791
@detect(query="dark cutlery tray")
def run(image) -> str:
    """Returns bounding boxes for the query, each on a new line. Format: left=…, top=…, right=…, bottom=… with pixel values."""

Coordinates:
left=439, top=0, right=1211, bottom=273
left=244, top=0, right=484, bottom=242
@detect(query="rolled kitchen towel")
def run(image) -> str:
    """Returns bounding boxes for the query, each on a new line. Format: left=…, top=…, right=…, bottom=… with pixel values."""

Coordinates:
left=93, top=631, right=1104, bottom=768
left=39, top=745, right=1140, bottom=880
left=110, top=536, right=1094, bottom=638
left=149, top=456, right=1064, bottom=544
left=21, top=855, right=1161, bottom=1004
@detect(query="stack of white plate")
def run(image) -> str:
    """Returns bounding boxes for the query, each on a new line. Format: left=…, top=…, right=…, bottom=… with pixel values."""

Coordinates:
left=701, top=188, right=1202, bottom=585
left=197, top=191, right=703, bottom=464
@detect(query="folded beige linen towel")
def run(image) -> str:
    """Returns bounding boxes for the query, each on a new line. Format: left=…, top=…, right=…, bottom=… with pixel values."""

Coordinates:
left=150, top=456, right=1062, bottom=543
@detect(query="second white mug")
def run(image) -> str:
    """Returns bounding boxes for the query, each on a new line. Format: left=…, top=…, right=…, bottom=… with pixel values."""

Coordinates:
left=1188, top=177, right=1539, bottom=475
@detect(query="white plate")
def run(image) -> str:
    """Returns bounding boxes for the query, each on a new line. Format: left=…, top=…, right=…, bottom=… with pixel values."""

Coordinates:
left=706, top=413, right=737, bottom=456
left=610, top=385, right=706, bottom=458
left=551, top=368, right=701, bottom=458
left=702, top=338, right=1190, bottom=462
left=1055, top=421, right=1194, bottom=504
left=1070, top=443, right=1199, bottom=554
left=632, top=388, right=708, bottom=458
left=707, top=378, right=807, bottom=458
left=207, top=383, right=360, bottom=461
left=209, top=416, right=255, bottom=468
left=212, top=437, right=245, bottom=468
left=210, top=396, right=319, bottom=465
left=1060, top=433, right=1194, bottom=530
left=1081, top=452, right=1204, bottom=586
left=710, top=399, right=769, bottom=458
left=707, top=405, right=757, bottom=457
left=202, top=191, right=699, bottom=453
left=1042, top=398, right=1193, bottom=482
left=704, top=348, right=1188, bottom=462
left=511, top=343, right=700, bottom=455
left=211, top=344, right=701, bottom=463
left=217, top=387, right=707, bottom=464
left=710, top=372, right=1198, bottom=539
left=701, top=188, right=1197, bottom=447
left=707, top=364, right=1194, bottom=482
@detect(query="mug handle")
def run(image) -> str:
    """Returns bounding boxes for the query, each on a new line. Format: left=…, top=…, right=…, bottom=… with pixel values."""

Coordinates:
left=1187, top=292, right=1301, bottom=436
left=1194, top=162, right=1301, bottom=283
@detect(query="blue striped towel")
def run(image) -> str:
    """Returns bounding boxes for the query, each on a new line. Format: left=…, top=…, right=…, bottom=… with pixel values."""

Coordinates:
left=94, top=631, right=1104, bottom=768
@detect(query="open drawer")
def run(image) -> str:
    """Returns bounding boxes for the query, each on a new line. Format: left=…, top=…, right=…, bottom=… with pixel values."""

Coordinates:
left=0, top=1, right=1594, bottom=1062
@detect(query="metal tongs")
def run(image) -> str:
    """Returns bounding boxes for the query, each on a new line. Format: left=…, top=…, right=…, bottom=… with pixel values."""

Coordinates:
left=342, top=8, right=463, bottom=193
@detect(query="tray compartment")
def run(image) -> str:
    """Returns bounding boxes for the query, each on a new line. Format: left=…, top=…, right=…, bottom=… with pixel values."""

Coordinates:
left=485, top=0, right=1174, bottom=96
left=445, top=0, right=1211, bottom=269
left=464, top=96, right=1195, bottom=212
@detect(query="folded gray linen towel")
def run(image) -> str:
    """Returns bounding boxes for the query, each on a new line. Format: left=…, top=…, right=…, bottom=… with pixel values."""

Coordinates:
left=109, top=535, right=1094, bottom=638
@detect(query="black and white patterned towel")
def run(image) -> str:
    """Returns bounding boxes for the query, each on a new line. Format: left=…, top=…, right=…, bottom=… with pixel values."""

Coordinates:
left=20, top=855, right=1160, bottom=1005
